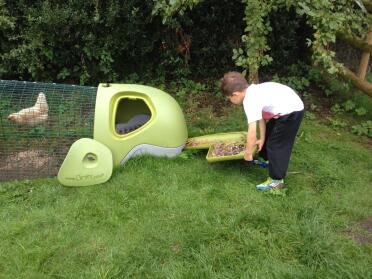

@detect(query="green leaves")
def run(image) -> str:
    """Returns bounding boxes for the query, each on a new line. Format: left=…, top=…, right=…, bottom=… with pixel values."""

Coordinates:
left=152, top=0, right=203, bottom=23
left=343, top=100, right=356, bottom=112
left=355, top=107, right=367, bottom=116
left=1, top=1, right=160, bottom=84
left=233, top=0, right=272, bottom=81
left=0, top=0, right=14, bottom=30
left=230, top=0, right=366, bottom=81
left=1, top=0, right=368, bottom=85
left=352, top=120, right=372, bottom=137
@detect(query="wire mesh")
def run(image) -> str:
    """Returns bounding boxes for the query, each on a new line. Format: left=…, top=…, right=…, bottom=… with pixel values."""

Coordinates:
left=0, top=80, right=97, bottom=182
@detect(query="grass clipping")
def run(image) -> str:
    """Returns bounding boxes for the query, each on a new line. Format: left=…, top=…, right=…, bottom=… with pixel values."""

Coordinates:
left=210, top=142, right=246, bottom=157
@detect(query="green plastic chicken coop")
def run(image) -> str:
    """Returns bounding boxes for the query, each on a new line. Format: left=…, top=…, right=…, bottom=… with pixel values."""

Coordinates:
left=59, top=83, right=188, bottom=186
left=93, top=83, right=188, bottom=166
left=0, top=80, right=188, bottom=186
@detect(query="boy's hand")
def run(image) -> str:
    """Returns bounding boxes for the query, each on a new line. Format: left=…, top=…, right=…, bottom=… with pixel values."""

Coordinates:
left=244, top=152, right=253, bottom=161
left=256, top=139, right=265, bottom=151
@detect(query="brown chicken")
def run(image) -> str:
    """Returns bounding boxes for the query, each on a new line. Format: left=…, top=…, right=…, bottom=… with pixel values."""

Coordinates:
left=7, top=92, right=49, bottom=126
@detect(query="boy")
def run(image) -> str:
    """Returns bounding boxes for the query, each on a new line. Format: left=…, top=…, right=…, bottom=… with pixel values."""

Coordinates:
left=220, top=71, right=304, bottom=190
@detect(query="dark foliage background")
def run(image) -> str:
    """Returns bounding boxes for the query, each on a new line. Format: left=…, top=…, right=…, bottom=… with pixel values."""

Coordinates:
left=1, top=0, right=313, bottom=85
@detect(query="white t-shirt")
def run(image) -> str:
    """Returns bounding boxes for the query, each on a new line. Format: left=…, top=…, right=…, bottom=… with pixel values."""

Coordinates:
left=243, top=82, right=304, bottom=123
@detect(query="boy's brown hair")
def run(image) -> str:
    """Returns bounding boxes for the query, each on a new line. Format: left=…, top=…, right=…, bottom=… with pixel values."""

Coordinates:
left=220, top=71, right=249, bottom=96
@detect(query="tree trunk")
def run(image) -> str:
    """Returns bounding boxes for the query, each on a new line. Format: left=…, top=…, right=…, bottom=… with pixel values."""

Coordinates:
left=248, top=65, right=259, bottom=84
left=362, top=0, right=372, bottom=13
left=337, top=63, right=372, bottom=97
left=357, top=29, right=372, bottom=79
left=337, top=32, right=372, bottom=53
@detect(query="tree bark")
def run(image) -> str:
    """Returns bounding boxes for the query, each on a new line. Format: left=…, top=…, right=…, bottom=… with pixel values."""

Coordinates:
left=362, top=0, right=372, bottom=13
left=249, top=65, right=259, bottom=83
left=336, top=63, right=372, bottom=97
left=357, top=29, right=372, bottom=79
left=337, top=32, right=372, bottom=53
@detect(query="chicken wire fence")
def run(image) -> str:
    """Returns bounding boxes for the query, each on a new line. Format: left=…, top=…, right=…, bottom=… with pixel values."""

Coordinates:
left=0, top=80, right=97, bottom=182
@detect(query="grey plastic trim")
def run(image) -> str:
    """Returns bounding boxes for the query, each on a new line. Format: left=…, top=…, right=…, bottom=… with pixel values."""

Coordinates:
left=120, top=144, right=185, bottom=165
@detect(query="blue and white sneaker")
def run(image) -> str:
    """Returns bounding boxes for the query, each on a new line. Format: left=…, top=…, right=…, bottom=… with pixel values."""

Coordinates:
left=247, top=157, right=269, bottom=168
left=256, top=178, right=285, bottom=190
left=255, top=157, right=269, bottom=168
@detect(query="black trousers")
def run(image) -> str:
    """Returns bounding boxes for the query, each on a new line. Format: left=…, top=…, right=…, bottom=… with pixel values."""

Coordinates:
left=258, top=110, right=304, bottom=180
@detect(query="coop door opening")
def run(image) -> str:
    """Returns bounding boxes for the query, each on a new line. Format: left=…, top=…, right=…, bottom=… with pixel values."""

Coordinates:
left=115, top=97, right=151, bottom=135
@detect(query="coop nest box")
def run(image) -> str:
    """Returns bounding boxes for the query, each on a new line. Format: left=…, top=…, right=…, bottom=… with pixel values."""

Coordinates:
left=93, top=83, right=188, bottom=165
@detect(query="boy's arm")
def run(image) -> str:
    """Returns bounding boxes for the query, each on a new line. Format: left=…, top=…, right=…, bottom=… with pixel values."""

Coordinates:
left=257, top=119, right=266, bottom=151
left=244, top=121, right=257, bottom=161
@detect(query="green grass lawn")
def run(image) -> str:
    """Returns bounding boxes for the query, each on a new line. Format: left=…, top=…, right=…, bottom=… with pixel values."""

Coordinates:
left=0, top=110, right=371, bottom=278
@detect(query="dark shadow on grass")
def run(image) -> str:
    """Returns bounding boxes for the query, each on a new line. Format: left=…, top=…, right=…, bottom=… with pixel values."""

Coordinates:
left=210, top=159, right=267, bottom=178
